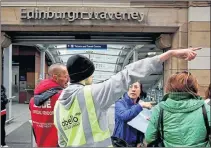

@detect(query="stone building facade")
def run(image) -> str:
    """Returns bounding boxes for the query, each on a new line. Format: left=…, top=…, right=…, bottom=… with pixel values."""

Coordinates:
left=1, top=1, right=210, bottom=97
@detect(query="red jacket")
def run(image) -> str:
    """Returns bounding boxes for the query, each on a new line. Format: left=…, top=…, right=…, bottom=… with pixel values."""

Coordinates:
left=29, top=79, right=63, bottom=147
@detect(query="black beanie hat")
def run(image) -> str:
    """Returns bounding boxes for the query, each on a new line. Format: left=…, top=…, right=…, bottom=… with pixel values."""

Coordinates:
left=66, top=55, right=95, bottom=83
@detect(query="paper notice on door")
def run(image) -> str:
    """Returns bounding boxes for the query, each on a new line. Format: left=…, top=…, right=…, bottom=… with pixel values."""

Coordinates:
left=127, top=108, right=152, bottom=133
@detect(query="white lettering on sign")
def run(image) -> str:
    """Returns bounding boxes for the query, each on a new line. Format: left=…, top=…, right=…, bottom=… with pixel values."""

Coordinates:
left=33, top=100, right=51, bottom=109
left=20, top=8, right=145, bottom=23
left=32, top=110, right=54, bottom=116
left=32, top=121, right=54, bottom=128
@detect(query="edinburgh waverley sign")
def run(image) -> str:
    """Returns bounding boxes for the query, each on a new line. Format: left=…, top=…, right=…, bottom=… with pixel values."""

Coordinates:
left=20, top=8, right=144, bottom=23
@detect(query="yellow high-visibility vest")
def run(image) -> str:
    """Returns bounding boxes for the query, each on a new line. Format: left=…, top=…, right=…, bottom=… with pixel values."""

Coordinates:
left=54, top=86, right=112, bottom=147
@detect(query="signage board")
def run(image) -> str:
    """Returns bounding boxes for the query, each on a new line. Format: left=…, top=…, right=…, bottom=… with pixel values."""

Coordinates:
left=20, top=8, right=144, bottom=23
left=67, top=44, right=107, bottom=50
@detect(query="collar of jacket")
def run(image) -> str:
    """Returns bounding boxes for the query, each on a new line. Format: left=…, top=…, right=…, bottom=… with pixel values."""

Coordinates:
left=123, top=93, right=137, bottom=105
left=160, top=92, right=205, bottom=113
left=70, top=82, right=85, bottom=86
left=162, top=92, right=202, bottom=101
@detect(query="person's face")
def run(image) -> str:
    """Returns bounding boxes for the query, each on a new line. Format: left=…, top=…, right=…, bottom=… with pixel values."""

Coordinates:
left=53, top=68, right=69, bottom=88
left=85, top=75, right=93, bottom=85
left=128, top=82, right=141, bottom=100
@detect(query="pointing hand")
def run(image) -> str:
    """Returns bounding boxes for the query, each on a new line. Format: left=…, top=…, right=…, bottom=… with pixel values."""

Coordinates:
left=172, top=47, right=202, bottom=61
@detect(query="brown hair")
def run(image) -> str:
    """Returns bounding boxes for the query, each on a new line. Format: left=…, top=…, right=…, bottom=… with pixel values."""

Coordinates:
left=165, top=71, right=199, bottom=95
left=205, top=83, right=211, bottom=99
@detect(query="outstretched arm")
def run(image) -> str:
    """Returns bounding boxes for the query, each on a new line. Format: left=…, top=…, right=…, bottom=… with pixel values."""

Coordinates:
left=159, top=47, right=201, bottom=62
left=92, top=47, right=201, bottom=110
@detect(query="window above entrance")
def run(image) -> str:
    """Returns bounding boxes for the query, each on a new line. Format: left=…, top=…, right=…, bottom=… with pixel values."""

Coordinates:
left=47, top=43, right=163, bottom=88
left=8, top=31, right=164, bottom=93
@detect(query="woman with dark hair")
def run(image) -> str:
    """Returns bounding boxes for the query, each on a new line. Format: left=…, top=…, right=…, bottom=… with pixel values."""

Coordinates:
left=205, top=83, right=211, bottom=105
left=145, top=71, right=210, bottom=147
left=138, top=83, right=147, bottom=101
left=112, top=82, right=153, bottom=147
left=1, top=85, right=9, bottom=147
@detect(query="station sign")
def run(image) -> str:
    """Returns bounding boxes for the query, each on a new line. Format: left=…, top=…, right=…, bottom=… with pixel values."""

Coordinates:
left=67, top=44, right=107, bottom=50
left=20, top=8, right=145, bottom=23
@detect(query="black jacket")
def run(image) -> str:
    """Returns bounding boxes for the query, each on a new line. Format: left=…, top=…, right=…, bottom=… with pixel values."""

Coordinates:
left=1, top=85, right=8, bottom=111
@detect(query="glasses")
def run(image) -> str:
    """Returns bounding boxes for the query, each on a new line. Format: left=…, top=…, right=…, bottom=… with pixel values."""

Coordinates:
left=129, top=84, right=140, bottom=89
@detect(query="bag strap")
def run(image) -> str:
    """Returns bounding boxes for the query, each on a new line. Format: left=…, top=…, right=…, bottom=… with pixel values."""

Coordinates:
left=146, top=107, right=164, bottom=147
left=160, top=108, right=164, bottom=140
left=158, top=107, right=164, bottom=140
left=44, top=86, right=63, bottom=96
left=33, top=86, right=63, bottom=106
left=136, top=131, right=141, bottom=145
left=202, top=105, right=210, bottom=141
left=49, top=86, right=63, bottom=92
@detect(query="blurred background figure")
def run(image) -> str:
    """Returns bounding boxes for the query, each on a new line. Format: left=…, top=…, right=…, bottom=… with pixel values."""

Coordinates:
left=1, top=85, right=9, bottom=147
left=146, top=71, right=210, bottom=147
left=205, top=83, right=211, bottom=105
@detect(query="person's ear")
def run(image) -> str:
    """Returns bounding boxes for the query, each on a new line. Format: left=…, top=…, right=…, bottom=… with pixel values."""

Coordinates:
left=52, top=74, right=58, bottom=81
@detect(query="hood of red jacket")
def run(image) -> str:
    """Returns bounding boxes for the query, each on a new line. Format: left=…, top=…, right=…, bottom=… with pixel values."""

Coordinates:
left=34, top=79, right=61, bottom=95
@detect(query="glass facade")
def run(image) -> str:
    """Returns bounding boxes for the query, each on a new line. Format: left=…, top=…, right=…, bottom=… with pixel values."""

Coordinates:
left=48, top=43, right=164, bottom=101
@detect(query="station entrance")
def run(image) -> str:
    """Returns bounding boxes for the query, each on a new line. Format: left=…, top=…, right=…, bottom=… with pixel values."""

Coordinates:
left=1, top=3, right=193, bottom=123
left=5, top=31, right=166, bottom=101
left=2, top=31, right=170, bottom=123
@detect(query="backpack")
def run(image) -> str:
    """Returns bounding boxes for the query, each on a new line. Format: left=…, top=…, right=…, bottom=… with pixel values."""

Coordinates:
left=33, top=86, right=63, bottom=106
left=148, top=104, right=211, bottom=147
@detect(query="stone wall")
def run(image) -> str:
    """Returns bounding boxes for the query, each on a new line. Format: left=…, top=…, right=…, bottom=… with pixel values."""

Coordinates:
left=1, top=6, right=185, bottom=32
left=188, top=3, right=210, bottom=97
left=163, top=9, right=188, bottom=89
left=164, top=2, right=210, bottom=97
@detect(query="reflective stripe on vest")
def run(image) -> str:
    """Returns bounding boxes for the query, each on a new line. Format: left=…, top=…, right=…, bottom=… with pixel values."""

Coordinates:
left=54, top=85, right=112, bottom=147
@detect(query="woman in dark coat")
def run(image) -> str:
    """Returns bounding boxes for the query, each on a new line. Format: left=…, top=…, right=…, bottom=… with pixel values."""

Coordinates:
left=1, top=85, right=9, bottom=147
